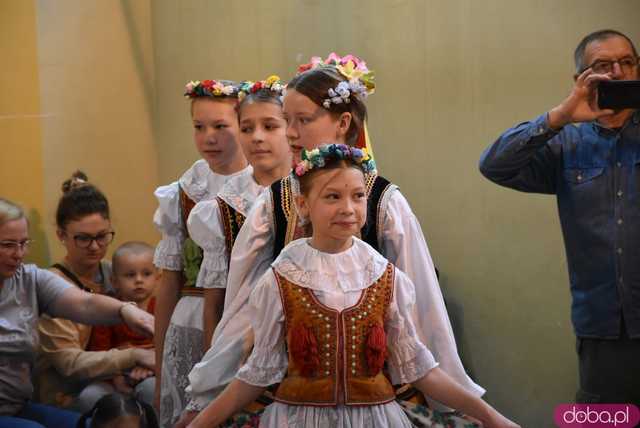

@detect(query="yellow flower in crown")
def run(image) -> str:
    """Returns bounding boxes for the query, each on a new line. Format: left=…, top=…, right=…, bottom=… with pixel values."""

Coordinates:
left=265, top=75, right=280, bottom=87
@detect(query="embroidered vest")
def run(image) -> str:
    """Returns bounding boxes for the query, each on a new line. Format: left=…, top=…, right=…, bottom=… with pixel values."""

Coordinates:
left=271, top=174, right=392, bottom=259
left=274, top=263, right=396, bottom=406
left=216, top=196, right=246, bottom=262
left=179, top=186, right=203, bottom=289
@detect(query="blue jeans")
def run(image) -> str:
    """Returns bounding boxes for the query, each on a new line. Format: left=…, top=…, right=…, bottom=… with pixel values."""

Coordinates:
left=0, top=402, right=80, bottom=428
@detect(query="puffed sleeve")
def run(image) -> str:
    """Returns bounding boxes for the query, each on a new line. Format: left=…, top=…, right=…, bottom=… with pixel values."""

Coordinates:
left=386, top=269, right=438, bottom=384
left=152, top=182, right=185, bottom=271
left=381, top=188, right=485, bottom=397
left=235, top=270, right=288, bottom=386
left=187, top=199, right=228, bottom=289
left=185, top=192, right=277, bottom=405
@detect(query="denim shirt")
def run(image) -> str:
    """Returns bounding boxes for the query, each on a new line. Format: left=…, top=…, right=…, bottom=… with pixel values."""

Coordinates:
left=479, top=111, right=640, bottom=339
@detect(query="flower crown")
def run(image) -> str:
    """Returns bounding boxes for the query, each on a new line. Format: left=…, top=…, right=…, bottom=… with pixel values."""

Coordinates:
left=294, top=144, right=377, bottom=177
left=184, top=80, right=238, bottom=98
left=237, top=75, right=286, bottom=101
left=297, top=53, right=375, bottom=109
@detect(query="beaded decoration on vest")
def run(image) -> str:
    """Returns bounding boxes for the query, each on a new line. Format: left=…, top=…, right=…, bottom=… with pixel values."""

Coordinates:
left=274, top=263, right=396, bottom=406
left=216, top=196, right=246, bottom=262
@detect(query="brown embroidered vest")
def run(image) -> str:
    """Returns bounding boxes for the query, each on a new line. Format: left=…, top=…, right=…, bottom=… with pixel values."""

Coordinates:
left=274, top=263, right=396, bottom=406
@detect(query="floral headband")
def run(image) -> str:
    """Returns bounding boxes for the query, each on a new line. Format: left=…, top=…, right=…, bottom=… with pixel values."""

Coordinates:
left=294, top=144, right=377, bottom=177
left=297, top=53, right=375, bottom=109
left=237, top=75, right=286, bottom=101
left=184, top=80, right=238, bottom=98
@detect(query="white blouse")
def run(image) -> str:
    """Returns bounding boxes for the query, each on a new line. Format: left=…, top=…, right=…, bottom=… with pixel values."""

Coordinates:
left=187, top=179, right=484, bottom=410
left=234, top=238, right=435, bottom=427
left=186, top=167, right=261, bottom=289
left=152, top=159, right=251, bottom=271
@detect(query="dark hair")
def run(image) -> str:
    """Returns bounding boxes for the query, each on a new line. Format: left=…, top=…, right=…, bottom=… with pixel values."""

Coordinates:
left=287, top=67, right=367, bottom=146
left=298, top=159, right=366, bottom=196
left=76, top=393, right=158, bottom=428
left=574, top=29, right=638, bottom=73
left=112, top=241, right=155, bottom=274
left=237, top=88, right=283, bottom=120
left=56, top=171, right=110, bottom=229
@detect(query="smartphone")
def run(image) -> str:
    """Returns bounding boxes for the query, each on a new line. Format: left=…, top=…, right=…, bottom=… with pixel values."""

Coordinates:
left=597, top=80, right=640, bottom=110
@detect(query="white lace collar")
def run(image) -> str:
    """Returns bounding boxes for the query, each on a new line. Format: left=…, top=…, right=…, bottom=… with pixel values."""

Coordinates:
left=217, top=166, right=263, bottom=216
left=272, top=237, right=389, bottom=293
left=179, top=160, right=251, bottom=202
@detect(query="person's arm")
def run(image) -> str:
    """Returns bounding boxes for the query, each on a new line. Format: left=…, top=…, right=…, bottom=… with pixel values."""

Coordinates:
left=412, top=368, right=519, bottom=428
left=186, top=380, right=265, bottom=428
left=187, top=270, right=287, bottom=427
left=381, top=190, right=484, bottom=404
left=185, top=199, right=229, bottom=351
left=479, top=69, right=614, bottom=194
left=202, top=288, right=225, bottom=351
left=184, top=191, right=276, bottom=406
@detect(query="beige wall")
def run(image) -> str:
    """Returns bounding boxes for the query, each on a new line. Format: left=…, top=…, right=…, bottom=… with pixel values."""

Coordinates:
left=0, top=0, right=49, bottom=264
left=3, top=1, right=640, bottom=426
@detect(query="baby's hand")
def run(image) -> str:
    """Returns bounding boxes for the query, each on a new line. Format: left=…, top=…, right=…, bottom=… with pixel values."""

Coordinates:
left=128, top=366, right=154, bottom=381
left=113, top=375, right=133, bottom=394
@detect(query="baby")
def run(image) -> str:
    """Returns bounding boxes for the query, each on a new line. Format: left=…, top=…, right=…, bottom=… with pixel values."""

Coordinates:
left=87, top=241, right=159, bottom=405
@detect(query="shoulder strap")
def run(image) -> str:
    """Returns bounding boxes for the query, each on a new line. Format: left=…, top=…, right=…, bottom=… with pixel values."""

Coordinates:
left=361, top=174, right=392, bottom=252
left=271, top=177, right=289, bottom=260
left=50, top=263, right=93, bottom=293
left=217, top=196, right=246, bottom=261
left=179, top=185, right=197, bottom=235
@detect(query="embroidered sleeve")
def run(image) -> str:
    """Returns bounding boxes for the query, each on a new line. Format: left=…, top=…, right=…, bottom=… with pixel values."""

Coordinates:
left=153, top=182, right=185, bottom=271
left=235, top=271, right=288, bottom=386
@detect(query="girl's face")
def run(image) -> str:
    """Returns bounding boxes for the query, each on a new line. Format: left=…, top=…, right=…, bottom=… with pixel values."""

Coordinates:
left=297, top=167, right=367, bottom=253
left=57, top=213, right=112, bottom=270
left=0, top=218, right=29, bottom=279
left=282, top=89, right=351, bottom=163
left=238, top=101, right=292, bottom=174
left=192, top=98, right=243, bottom=172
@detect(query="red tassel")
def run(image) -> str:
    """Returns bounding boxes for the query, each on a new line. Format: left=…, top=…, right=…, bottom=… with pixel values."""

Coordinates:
left=355, top=127, right=366, bottom=149
left=366, top=324, right=387, bottom=376
left=290, top=323, right=319, bottom=377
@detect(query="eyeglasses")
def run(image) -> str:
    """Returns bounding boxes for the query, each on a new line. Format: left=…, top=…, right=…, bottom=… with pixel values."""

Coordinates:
left=583, top=56, right=639, bottom=74
left=70, top=231, right=115, bottom=248
left=0, top=239, right=34, bottom=254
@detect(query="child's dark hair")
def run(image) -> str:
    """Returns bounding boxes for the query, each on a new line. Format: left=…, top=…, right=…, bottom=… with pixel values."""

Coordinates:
left=76, top=393, right=158, bottom=428
left=56, top=171, right=110, bottom=230
left=237, top=88, right=283, bottom=120
left=287, top=67, right=367, bottom=146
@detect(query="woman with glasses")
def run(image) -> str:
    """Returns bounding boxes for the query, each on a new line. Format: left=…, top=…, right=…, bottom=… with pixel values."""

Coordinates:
left=36, top=171, right=156, bottom=414
left=0, top=198, right=154, bottom=428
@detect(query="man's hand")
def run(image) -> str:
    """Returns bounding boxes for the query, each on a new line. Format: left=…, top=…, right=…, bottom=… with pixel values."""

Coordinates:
left=120, top=303, right=155, bottom=337
left=548, top=69, right=615, bottom=129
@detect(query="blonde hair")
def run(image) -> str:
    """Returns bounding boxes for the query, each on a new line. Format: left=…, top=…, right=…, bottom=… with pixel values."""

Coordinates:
left=0, top=198, right=25, bottom=227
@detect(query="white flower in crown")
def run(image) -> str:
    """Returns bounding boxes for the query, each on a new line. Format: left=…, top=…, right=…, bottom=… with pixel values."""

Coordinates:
left=221, top=85, right=235, bottom=96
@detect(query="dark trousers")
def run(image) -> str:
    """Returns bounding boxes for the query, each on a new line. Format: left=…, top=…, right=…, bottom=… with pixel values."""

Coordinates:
left=576, top=327, right=640, bottom=405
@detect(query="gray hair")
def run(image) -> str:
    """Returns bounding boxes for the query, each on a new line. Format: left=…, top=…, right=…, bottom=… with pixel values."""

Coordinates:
left=0, top=198, right=25, bottom=227
left=574, top=29, right=638, bottom=73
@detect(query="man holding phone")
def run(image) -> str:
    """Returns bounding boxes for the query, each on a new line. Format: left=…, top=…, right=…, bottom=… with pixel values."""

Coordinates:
left=479, top=29, right=640, bottom=404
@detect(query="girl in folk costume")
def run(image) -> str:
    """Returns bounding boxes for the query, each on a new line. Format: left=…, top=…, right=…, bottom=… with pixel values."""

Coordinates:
left=174, top=77, right=292, bottom=425
left=190, top=54, right=483, bottom=411
left=152, top=79, right=249, bottom=427
left=187, top=145, right=519, bottom=428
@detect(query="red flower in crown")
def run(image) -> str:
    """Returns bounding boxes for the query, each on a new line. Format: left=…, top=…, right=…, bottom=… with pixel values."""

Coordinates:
left=252, top=81, right=263, bottom=92
left=201, top=80, right=215, bottom=89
